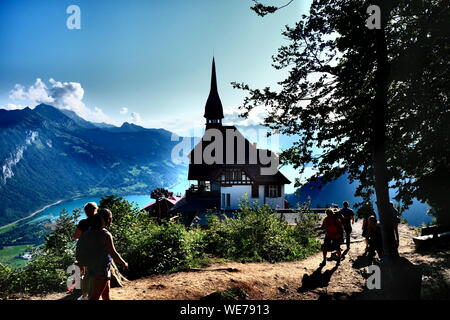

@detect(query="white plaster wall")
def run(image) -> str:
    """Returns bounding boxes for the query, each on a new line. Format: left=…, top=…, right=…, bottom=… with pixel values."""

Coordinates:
left=221, top=184, right=286, bottom=210
left=220, top=185, right=252, bottom=210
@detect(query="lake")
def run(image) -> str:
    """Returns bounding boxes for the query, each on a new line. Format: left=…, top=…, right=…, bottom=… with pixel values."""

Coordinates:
left=29, top=194, right=154, bottom=223
left=31, top=194, right=433, bottom=227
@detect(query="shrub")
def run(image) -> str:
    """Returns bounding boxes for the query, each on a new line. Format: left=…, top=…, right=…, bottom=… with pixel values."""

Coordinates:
left=124, top=222, right=192, bottom=278
left=0, top=196, right=320, bottom=296
left=204, top=202, right=320, bottom=263
left=98, top=196, right=208, bottom=279
left=0, top=210, right=78, bottom=296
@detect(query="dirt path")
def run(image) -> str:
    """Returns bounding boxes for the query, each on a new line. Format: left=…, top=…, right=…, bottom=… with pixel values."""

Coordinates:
left=32, top=223, right=449, bottom=300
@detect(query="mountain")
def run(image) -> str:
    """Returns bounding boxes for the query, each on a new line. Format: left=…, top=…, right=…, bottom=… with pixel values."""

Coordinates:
left=0, top=104, right=186, bottom=226
left=286, top=174, right=432, bottom=226
left=286, top=175, right=362, bottom=208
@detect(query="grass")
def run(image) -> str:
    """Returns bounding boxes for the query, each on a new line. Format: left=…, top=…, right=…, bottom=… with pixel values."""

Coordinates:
left=0, top=245, right=32, bottom=268
left=0, top=224, right=16, bottom=235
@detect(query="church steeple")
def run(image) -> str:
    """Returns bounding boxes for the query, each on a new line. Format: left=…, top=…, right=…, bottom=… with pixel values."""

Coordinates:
left=204, top=57, right=224, bottom=128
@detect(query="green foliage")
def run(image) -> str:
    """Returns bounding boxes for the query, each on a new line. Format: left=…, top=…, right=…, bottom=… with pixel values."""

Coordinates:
left=0, top=220, right=49, bottom=248
left=0, top=245, right=32, bottom=268
left=201, top=287, right=249, bottom=301
left=99, top=195, right=207, bottom=279
left=203, top=203, right=320, bottom=263
left=236, top=0, right=450, bottom=226
left=0, top=209, right=78, bottom=297
left=0, top=196, right=320, bottom=296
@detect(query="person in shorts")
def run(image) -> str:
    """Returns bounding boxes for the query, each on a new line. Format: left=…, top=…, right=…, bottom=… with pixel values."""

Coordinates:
left=86, top=208, right=128, bottom=300
left=320, top=209, right=343, bottom=266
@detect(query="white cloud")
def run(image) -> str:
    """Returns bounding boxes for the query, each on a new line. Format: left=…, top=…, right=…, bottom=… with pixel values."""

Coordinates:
left=119, top=107, right=129, bottom=115
left=2, top=103, right=28, bottom=110
left=3, top=78, right=116, bottom=124
left=130, top=112, right=142, bottom=124
left=223, top=106, right=267, bottom=127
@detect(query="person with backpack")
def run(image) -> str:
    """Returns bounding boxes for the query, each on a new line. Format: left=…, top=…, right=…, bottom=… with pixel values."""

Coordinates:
left=320, top=209, right=344, bottom=266
left=73, top=202, right=98, bottom=300
left=76, top=208, right=128, bottom=300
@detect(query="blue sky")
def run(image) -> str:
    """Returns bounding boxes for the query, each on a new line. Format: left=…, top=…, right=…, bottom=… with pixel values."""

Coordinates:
left=0, top=0, right=312, bottom=134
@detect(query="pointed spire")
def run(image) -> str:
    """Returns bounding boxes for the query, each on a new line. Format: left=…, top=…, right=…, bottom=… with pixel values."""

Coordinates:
left=210, top=57, right=218, bottom=93
left=204, top=57, right=224, bottom=122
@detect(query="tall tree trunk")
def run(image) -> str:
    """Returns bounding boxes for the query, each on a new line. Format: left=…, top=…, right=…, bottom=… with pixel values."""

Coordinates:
left=372, top=1, right=399, bottom=261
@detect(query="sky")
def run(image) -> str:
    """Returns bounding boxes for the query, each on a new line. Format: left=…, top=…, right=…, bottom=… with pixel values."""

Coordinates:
left=0, top=0, right=312, bottom=135
left=0, top=0, right=315, bottom=192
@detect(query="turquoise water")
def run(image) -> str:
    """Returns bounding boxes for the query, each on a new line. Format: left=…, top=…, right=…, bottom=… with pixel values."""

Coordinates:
left=29, top=180, right=191, bottom=223
left=31, top=193, right=433, bottom=227
left=30, top=194, right=154, bottom=223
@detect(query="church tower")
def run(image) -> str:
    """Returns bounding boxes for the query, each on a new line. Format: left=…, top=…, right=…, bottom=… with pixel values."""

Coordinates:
left=204, top=58, right=224, bottom=128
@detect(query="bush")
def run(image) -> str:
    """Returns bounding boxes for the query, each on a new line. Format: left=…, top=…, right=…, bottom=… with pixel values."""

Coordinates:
left=0, top=210, right=78, bottom=297
left=98, top=195, right=208, bottom=279
left=203, top=202, right=320, bottom=263
left=124, top=221, right=198, bottom=278
left=0, top=196, right=320, bottom=296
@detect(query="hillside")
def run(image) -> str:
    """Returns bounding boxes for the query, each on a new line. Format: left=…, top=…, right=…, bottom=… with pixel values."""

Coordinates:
left=26, top=223, right=450, bottom=300
left=287, top=175, right=432, bottom=226
left=0, top=104, right=186, bottom=226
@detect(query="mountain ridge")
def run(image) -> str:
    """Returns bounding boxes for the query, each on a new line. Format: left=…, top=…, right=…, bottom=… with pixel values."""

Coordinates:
left=0, top=104, right=186, bottom=226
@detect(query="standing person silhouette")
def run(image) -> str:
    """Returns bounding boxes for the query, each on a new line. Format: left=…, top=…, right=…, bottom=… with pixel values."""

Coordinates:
left=367, top=215, right=383, bottom=261
left=84, top=208, right=128, bottom=300
left=390, top=202, right=401, bottom=247
left=320, top=209, right=344, bottom=266
left=73, top=202, right=98, bottom=300
left=337, top=201, right=355, bottom=249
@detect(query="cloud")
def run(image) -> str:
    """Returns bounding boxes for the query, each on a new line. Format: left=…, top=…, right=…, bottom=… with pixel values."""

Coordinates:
left=223, top=106, right=267, bottom=127
left=130, top=112, right=142, bottom=124
left=4, top=78, right=116, bottom=124
left=2, top=103, right=28, bottom=110
left=120, top=107, right=129, bottom=115
left=9, top=79, right=54, bottom=104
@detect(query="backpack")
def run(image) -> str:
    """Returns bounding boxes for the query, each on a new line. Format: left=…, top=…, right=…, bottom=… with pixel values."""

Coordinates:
left=75, top=230, right=93, bottom=266
left=75, top=229, right=110, bottom=267
left=325, top=216, right=343, bottom=238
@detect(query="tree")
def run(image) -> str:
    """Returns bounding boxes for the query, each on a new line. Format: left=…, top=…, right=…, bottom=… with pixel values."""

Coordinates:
left=234, top=0, right=450, bottom=260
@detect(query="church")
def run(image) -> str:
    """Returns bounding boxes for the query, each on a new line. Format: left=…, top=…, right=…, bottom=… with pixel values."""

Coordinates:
left=171, top=58, right=290, bottom=218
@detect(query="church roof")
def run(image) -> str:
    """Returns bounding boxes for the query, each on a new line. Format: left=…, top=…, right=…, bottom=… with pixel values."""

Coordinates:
left=187, top=125, right=291, bottom=184
left=203, top=58, right=224, bottom=120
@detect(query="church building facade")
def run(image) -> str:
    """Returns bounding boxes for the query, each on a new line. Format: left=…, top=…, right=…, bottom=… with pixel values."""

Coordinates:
left=171, top=59, right=290, bottom=216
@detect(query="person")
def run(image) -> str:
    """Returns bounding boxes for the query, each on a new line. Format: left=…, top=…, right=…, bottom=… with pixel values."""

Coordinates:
left=86, top=208, right=128, bottom=300
left=390, top=202, right=401, bottom=247
left=366, top=215, right=383, bottom=262
left=337, top=201, right=355, bottom=249
left=73, top=202, right=98, bottom=300
left=358, top=202, right=375, bottom=252
left=362, top=214, right=369, bottom=251
left=73, top=202, right=98, bottom=240
left=320, top=209, right=344, bottom=266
